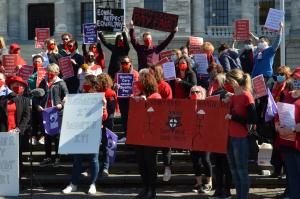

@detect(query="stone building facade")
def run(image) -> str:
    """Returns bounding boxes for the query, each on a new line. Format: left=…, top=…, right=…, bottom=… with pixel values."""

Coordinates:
left=0, top=0, right=300, bottom=67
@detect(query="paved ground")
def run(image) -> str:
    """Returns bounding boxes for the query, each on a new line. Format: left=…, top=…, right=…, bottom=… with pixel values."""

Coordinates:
left=1, top=186, right=285, bottom=199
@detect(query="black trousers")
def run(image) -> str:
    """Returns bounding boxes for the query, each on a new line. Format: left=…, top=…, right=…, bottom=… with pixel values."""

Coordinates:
left=45, top=133, right=59, bottom=161
left=213, top=153, right=232, bottom=193
left=191, top=151, right=212, bottom=177
left=161, top=147, right=172, bottom=166
left=136, top=146, right=158, bottom=189
left=118, top=98, right=129, bottom=137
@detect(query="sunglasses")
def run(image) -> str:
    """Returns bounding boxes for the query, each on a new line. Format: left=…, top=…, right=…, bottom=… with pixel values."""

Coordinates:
left=68, top=45, right=74, bottom=48
left=277, top=73, right=285, bottom=76
left=63, top=38, right=69, bottom=41
left=191, top=90, right=200, bottom=94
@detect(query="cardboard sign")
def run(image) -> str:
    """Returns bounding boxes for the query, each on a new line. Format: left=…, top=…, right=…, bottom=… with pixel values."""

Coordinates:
left=96, top=8, right=124, bottom=32
left=36, top=67, right=47, bottom=88
left=83, top=23, right=97, bottom=44
left=59, top=93, right=104, bottom=154
left=162, top=62, right=176, bottom=81
left=18, top=65, right=34, bottom=82
left=127, top=99, right=230, bottom=153
left=252, top=75, right=267, bottom=99
left=0, top=132, right=19, bottom=196
left=132, top=7, right=178, bottom=32
left=235, top=20, right=249, bottom=41
left=58, top=57, right=74, bottom=79
left=264, top=8, right=284, bottom=31
left=35, top=28, right=50, bottom=49
left=159, top=50, right=173, bottom=60
left=117, top=73, right=134, bottom=97
left=277, top=102, right=296, bottom=129
left=2, top=55, right=18, bottom=76
left=156, top=57, right=170, bottom=66
left=194, top=54, right=209, bottom=75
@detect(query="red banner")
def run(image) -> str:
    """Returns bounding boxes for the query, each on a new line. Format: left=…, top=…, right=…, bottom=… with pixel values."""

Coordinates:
left=58, top=57, right=74, bottom=79
left=35, top=28, right=50, bottom=48
left=36, top=67, right=47, bottom=88
left=127, top=98, right=230, bottom=153
left=18, top=65, right=34, bottom=81
left=159, top=50, right=173, bottom=60
left=235, top=20, right=249, bottom=41
left=2, top=55, right=18, bottom=76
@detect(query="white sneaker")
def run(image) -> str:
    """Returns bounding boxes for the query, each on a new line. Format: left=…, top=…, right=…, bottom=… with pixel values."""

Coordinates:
left=117, top=137, right=126, bottom=143
left=88, top=184, right=97, bottom=195
left=38, top=136, right=45, bottom=145
left=30, top=136, right=37, bottom=145
left=62, top=184, right=77, bottom=194
left=163, top=167, right=171, bottom=182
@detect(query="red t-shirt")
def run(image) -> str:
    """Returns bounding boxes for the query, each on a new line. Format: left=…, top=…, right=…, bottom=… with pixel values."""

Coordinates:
left=7, top=101, right=17, bottom=131
left=158, top=81, right=172, bottom=99
left=228, top=91, right=255, bottom=137
left=147, top=93, right=162, bottom=99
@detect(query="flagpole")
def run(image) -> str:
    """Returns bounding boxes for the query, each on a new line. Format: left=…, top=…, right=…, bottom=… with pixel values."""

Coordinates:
left=93, top=0, right=96, bottom=23
left=280, top=0, right=285, bottom=66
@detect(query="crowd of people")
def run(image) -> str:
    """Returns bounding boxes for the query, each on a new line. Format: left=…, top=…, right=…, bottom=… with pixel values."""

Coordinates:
left=0, top=19, right=299, bottom=199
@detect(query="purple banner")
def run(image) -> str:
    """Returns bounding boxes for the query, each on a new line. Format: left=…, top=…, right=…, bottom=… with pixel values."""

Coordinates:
left=83, top=23, right=97, bottom=44
left=106, top=128, right=118, bottom=165
left=265, top=89, right=278, bottom=122
left=42, top=107, right=62, bottom=136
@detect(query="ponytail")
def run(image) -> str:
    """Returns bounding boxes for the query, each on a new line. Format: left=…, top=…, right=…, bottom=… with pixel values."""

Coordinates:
left=242, top=73, right=252, bottom=92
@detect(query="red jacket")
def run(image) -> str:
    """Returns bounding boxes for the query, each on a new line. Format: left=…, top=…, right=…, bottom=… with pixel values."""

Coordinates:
left=158, top=81, right=172, bottom=99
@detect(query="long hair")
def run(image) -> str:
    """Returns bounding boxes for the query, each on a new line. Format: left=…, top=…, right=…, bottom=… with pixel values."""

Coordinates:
left=226, top=69, right=252, bottom=92
left=97, top=73, right=113, bottom=92
left=152, top=65, right=164, bottom=84
left=140, top=73, right=158, bottom=97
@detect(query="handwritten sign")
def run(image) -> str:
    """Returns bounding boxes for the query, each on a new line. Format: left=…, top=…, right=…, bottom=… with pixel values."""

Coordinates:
left=36, top=67, right=47, bottom=88
left=2, top=55, right=18, bottom=76
left=96, top=8, right=124, bottom=32
left=0, top=132, right=19, bottom=196
left=117, top=73, right=134, bottom=97
left=58, top=57, right=74, bottom=79
left=162, top=62, right=176, bottom=81
left=18, top=65, right=34, bottom=82
left=83, top=23, right=97, bottom=44
left=277, top=102, right=296, bottom=129
left=264, top=8, right=284, bottom=31
left=35, top=28, right=50, bottom=49
left=252, top=75, right=267, bottom=99
left=132, top=7, right=178, bottom=32
left=235, top=20, right=249, bottom=41
left=194, top=54, right=209, bottom=75
left=59, top=93, right=104, bottom=154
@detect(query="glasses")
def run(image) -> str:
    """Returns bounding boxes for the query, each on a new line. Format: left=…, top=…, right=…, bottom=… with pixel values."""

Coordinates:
left=62, top=38, right=69, bottom=41
left=277, top=73, right=285, bottom=76
left=191, top=90, right=200, bottom=94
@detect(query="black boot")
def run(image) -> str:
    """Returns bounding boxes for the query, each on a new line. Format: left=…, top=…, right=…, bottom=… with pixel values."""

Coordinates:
left=143, top=188, right=156, bottom=199
left=134, top=187, right=148, bottom=199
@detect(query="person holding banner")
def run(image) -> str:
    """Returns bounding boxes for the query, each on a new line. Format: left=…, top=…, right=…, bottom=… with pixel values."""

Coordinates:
left=99, top=28, right=130, bottom=80
left=8, top=43, right=27, bottom=70
left=134, top=72, right=161, bottom=199
left=129, top=20, right=178, bottom=71
left=35, top=63, right=68, bottom=167
left=170, top=55, right=197, bottom=99
left=64, top=39, right=84, bottom=93
left=58, top=32, right=72, bottom=57
left=82, top=42, right=105, bottom=70
left=224, top=69, right=257, bottom=199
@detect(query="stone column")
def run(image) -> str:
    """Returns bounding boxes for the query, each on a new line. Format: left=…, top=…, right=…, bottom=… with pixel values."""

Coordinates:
left=191, top=0, right=205, bottom=36
left=8, top=0, right=20, bottom=39
left=54, top=0, right=68, bottom=37
left=241, top=0, right=255, bottom=31
left=290, top=0, right=300, bottom=36
left=19, top=0, right=27, bottom=40
left=0, top=0, right=8, bottom=37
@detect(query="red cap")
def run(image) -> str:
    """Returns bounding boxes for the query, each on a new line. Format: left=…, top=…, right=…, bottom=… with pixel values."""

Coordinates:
left=9, top=43, right=21, bottom=51
left=6, top=76, right=28, bottom=87
left=293, top=67, right=300, bottom=79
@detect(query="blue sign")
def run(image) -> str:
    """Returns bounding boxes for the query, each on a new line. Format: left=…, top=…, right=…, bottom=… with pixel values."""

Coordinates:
left=83, top=23, right=97, bottom=44
left=42, top=107, right=62, bottom=136
left=117, top=73, right=134, bottom=97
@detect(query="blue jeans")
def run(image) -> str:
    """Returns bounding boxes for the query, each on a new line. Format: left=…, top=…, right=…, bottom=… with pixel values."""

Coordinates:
left=283, top=150, right=300, bottom=199
left=227, top=137, right=250, bottom=199
left=71, top=153, right=99, bottom=185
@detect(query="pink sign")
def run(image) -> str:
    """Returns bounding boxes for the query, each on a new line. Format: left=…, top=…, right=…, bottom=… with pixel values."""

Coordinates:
left=252, top=75, right=267, bottom=99
left=36, top=67, right=47, bottom=88
left=35, top=28, right=50, bottom=49
left=235, top=20, right=249, bottom=41
left=2, top=55, right=18, bottom=76
left=18, top=65, right=34, bottom=81
left=58, top=57, right=74, bottom=79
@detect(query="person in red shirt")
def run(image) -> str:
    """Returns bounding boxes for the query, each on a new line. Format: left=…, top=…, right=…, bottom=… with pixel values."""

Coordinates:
left=134, top=73, right=161, bottom=199
left=275, top=67, right=300, bottom=199
left=224, top=69, right=257, bottom=199
left=82, top=42, right=105, bottom=70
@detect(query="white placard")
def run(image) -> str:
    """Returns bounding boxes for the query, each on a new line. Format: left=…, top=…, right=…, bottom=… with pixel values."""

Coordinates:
left=257, top=143, right=273, bottom=166
left=162, top=62, right=176, bottom=81
left=194, top=54, right=209, bottom=75
left=277, top=102, right=296, bottom=129
left=58, top=93, right=104, bottom=154
left=264, top=8, right=284, bottom=31
left=0, top=132, right=19, bottom=196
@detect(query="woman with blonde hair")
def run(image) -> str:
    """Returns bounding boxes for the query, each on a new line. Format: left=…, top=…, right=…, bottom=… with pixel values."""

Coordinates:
left=224, top=69, right=257, bottom=199
left=45, top=38, right=63, bottom=65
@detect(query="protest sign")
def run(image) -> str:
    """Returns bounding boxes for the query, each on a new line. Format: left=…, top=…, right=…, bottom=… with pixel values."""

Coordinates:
left=162, top=62, right=176, bottom=81
left=35, top=28, right=50, bottom=49
left=59, top=93, right=104, bottom=154
left=252, top=75, right=267, bottom=99
left=235, top=20, right=249, bottom=41
left=106, top=128, right=118, bottom=165
left=193, top=54, right=209, bottom=75
left=127, top=99, right=230, bottom=153
left=58, top=57, right=74, bottom=79
left=159, top=50, right=173, bottom=60
left=2, top=55, right=18, bottom=76
left=83, top=23, right=97, bottom=44
left=156, top=57, right=170, bottom=66
left=0, top=132, right=19, bottom=196
left=18, top=65, right=34, bottom=82
left=264, top=8, right=284, bottom=31
left=132, top=7, right=178, bottom=32
left=189, top=36, right=203, bottom=55
left=36, top=67, right=47, bottom=88
left=96, top=8, right=124, bottom=32
left=117, top=73, right=134, bottom=97
left=277, top=102, right=296, bottom=129
left=43, top=107, right=62, bottom=136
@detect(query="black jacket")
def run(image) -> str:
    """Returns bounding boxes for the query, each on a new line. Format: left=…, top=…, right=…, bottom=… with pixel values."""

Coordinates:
left=64, top=52, right=84, bottom=93
left=0, top=92, right=30, bottom=134
left=170, top=69, right=197, bottom=98
left=219, top=49, right=241, bottom=73
left=99, top=31, right=130, bottom=79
